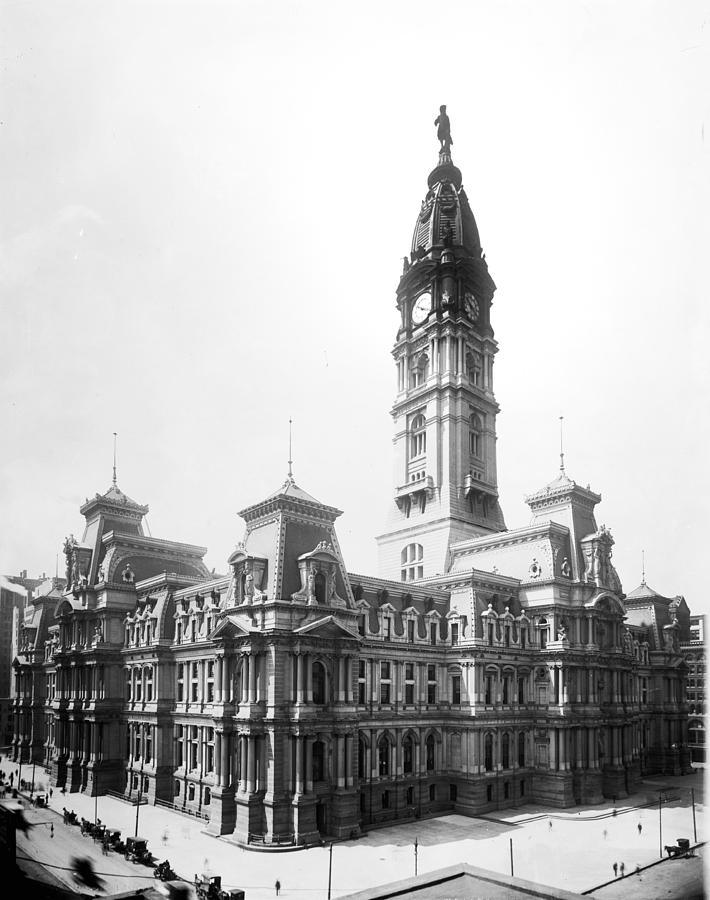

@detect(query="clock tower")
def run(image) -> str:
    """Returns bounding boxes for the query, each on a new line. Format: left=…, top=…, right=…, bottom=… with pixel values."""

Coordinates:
left=376, top=118, right=506, bottom=581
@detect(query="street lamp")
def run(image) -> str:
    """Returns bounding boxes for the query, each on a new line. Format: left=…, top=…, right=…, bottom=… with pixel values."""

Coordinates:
left=414, top=836, right=418, bottom=876
left=327, top=841, right=333, bottom=900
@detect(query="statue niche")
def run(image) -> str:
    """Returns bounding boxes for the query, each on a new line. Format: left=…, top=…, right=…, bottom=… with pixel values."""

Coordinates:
left=292, top=541, right=348, bottom=608
left=227, top=550, right=267, bottom=605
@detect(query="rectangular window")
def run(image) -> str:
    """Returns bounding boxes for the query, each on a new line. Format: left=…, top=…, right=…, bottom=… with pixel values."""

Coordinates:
left=429, top=784, right=436, bottom=802
left=177, top=664, right=184, bottom=701
left=430, top=623, right=437, bottom=645
left=405, top=663, right=415, bottom=704
left=358, top=660, right=366, bottom=705
left=191, top=662, right=199, bottom=702
left=380, top=661, right=391, bottom=704
left=449, top=784, right=457, bottom=802
left=451, top=624, right=458, bottom=646
left=385, top=619, right=392, bottom=641
left=485, top=676, right=492, bottom=705
left=452, top=675, right=461, bottom=705
left=407, top=620, right=415, bottom=643
left=358, top=615, right=366, bottom=636
left=427, top=664, right=436, bottom=704
left=518, top=677, right=525, bottom=705
left=502, top=677, right=509, bottom=705
left=382, top=790, right=390, bottom=809
left=190, top=619, right=196, bottom=642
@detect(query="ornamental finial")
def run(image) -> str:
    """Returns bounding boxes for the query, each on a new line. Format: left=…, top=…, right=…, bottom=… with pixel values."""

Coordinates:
left=112, top=432, right=118, bottom=487
left=287, top=418, right=293, bottom=480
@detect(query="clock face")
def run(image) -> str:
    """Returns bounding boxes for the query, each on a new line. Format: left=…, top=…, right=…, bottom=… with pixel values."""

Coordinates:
left=464, top=291, right=479, bottom=321
left=411, top=292, right=431, bottom=325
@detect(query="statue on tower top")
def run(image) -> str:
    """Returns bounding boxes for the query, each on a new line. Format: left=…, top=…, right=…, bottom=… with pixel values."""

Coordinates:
left=435, top=105, right=453, bottom=152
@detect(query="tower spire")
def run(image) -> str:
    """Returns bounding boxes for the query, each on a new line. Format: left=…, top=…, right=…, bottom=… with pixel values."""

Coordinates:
left=641, top=548, right=646, bottom=585
left=559, top=416, right=565, bottom=473
left=287, top=418, right=293, bottom=480
left=112, top=432, right=118, bottom=487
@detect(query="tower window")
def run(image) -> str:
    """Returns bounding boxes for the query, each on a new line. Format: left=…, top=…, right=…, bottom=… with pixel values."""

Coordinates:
left=469, top=413, right=482, bottom=457
left=400, top=543, right=423, bottom=581
left=410, top=414, right=427, bottom=458
left=410, top=353, right=429, bottom=388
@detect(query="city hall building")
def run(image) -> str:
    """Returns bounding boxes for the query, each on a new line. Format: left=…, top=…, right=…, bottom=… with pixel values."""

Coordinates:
left=11, top=127, right=693, bottom=848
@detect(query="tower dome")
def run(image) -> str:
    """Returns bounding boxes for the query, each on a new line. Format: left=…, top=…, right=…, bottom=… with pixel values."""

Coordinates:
left=410, top=149, right=483, bottom=260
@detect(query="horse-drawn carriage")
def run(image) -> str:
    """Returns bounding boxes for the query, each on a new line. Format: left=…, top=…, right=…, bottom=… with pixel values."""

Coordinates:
left=125, top=835, right=153, bottom=865
left=664, top=837, right=693, bottom=858
left=194, top=872, right=244, bottom=900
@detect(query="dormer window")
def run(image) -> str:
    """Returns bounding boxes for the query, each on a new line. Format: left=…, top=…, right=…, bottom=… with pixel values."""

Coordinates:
left=410, top=414, right=426, bottom=458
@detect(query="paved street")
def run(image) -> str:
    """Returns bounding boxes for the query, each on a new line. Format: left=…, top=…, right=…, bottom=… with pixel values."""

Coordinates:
left=3, top=759, right=704, bottom=898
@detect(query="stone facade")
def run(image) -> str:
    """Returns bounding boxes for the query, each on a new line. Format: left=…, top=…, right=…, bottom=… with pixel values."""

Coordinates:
left=11, top=131, right=693, bottom=846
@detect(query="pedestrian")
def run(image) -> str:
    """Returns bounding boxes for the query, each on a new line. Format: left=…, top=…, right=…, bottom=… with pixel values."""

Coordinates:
left=275, top=879, right=281, bottom=896
left=49, top=788, right=53, bottom=799
left=602, top=828, right=608, bottom=840
left=548, top=819, right=552, bottom=830
left=637, top=822, right=642, bottom=835
left=9, top=773, right=13, bottom=786
left=620, top=862, right=625, bottom=876
left=635, top=864, right=641, bottom=876
left=162, top=829, right=169, bottom=845
left=613, top=862, right=618, bottom=877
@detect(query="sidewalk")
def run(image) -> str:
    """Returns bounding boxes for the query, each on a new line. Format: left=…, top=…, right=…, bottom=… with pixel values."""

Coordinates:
left=1, top=758, right=704, bottom=899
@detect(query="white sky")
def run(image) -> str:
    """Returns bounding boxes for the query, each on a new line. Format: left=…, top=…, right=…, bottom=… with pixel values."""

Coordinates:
left=1, top=1, right=708, bottom=613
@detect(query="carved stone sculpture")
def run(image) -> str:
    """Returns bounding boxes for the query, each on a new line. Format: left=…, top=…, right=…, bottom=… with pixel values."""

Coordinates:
left=435, top=105, right=453, bottom=151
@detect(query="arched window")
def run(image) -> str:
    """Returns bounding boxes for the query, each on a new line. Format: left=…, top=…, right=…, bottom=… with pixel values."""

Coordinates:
left=469, top=413, right=482, bottom=457
left=312, top=661, right=326, bottom=705
left=378, top=737, right=391, bottom=776
left=410, top=413, right=427, bottom=457
left=426, top=734, right=436, bottom=772
left=403, top=736, right=414, bottom=775
left=145, top=666, right=153, bottom=702
left=484, top=733, right=493, bottom=771
left=400, top=543, right=424, bottom=582
left=312, top=740, right=325, bottom=782
left=539, top=617, right=549, bottom=649
left=314, top=571, right=326, bottom=604
left=501, top=733, right=510, bottom=769
left=466, top=351, right=482, bottom=386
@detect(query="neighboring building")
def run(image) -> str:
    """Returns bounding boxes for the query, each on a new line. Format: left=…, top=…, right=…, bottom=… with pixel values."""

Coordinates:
left=11, top=125, right=692, bottom=846
left=681, top=614, right=705, bottom=763
left=1, top=575, right=28, bottom=748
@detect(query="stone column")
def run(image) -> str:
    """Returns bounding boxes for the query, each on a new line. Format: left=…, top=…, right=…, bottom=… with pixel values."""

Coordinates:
left=247, top=736, right=256, bottom=793
left=295, top=737, right=303, bottom=795
left=215, top=733, right=222, bottom=785
left=306, top=656, right=313, bottom=704
left=239, top=735, right=247, bottom=792
left=215, top=658, right=223, bottom=703
left=249, top=655, right=259, bottom=703
left=336, top=735, right=345, bottom=788
left=305, top=737, right=313, bottom=793
left=337, top=658, right=344, bottom=703
left=296, top=653, right=304, bottom=704
left=345, top=734, right=353, bottom=787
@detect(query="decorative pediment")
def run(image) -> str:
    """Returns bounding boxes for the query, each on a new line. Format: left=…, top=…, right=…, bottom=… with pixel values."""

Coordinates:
left=210, top=615, right=252, bottom=639
left=294, top=615, right=360, bottom=640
